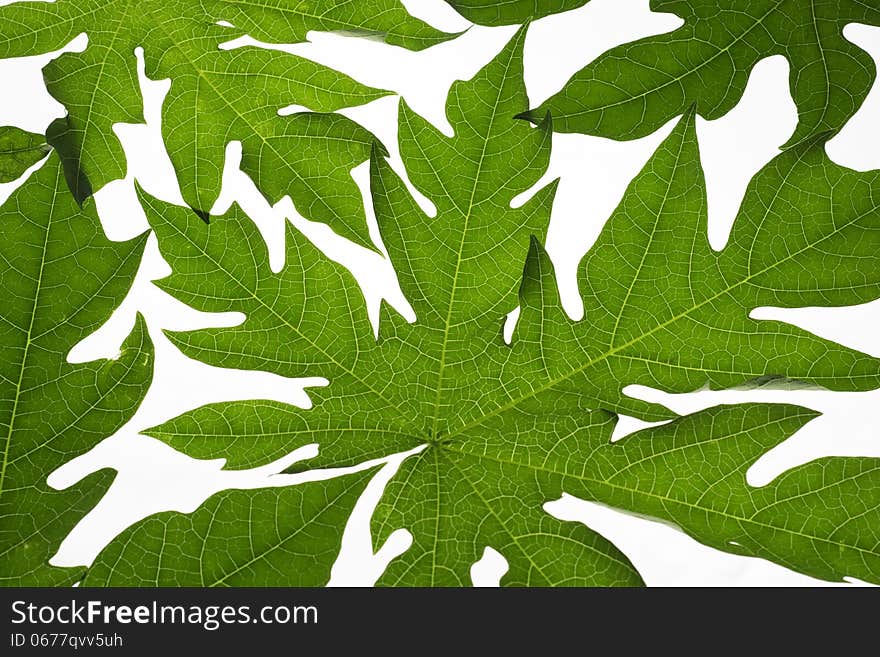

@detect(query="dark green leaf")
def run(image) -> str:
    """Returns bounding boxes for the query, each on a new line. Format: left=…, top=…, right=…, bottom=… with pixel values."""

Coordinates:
left=443, top=0, right=589, bottom=25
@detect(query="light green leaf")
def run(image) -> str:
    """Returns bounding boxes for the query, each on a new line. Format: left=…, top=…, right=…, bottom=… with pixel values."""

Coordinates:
left=84, top=468, right=377, bottom=586
left=0, top=154, right=153, bottom=586
left=0, top=0, right=452, bottom=248
left=143, top=25, right=558, bottom=451
left=501, top=109, right=880, bottom=427
left=527, top=0, right=880, bottom=146
left=0, top=126, right=50, bottom=183
left=551, top=403, right=879, bottom=584
left=102, top=26, right=880, bottom=586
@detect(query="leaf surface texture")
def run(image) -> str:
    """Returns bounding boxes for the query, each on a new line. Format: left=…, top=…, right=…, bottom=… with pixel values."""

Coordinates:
left=0, top=0, right=455, bottom=246
left=0, top=155, right=152, bottom=585
left=96, top=29, right=880, bottom=585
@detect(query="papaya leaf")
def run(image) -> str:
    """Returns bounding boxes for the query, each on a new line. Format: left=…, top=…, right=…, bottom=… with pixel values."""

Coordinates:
left=0, top=0, right=454, bottom=248
left=91, top=25, right=880, bottom=586
left=526, top=0, right=880, bottom=147
left=83, top=468, right=378, bottom=586
left=0, top=153, right=153, bottom=586
left=0, top=126, right=50, bottom=183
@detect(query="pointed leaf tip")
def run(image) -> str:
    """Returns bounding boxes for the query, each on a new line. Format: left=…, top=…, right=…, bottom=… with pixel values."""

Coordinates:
left=518, top=235, right=559, bottom=307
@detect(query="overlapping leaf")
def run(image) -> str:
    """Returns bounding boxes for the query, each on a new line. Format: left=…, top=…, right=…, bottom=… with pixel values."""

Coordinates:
left=526, top=0, right=880, bottom=147
left=93, top=28, right=641, bottom=586
left=89, top=27, right=880, bottom=586
left=0, top=153, right=153, bottom=586
left=0, top=0, right=456, bottom=248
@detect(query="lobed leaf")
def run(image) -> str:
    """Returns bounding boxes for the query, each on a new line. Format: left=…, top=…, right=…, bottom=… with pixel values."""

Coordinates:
left=526, top=0, right=880, bottom=147
left=501, top=109, right=880, bottom=426
left=0, top=0, right=454, bottom=247
left=85, top=468, right=378, bottom=586
left=48, top=18, right=880, bottom=587
left=0, top=126, right=50, bottom=183
left=0, top=154, right=153, bottom=586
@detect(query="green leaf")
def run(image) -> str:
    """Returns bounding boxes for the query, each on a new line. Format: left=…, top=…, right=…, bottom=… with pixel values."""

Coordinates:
left=0, top=126, right=50, bottom=183
left=122, top=27, right=640, bottom=587
left=562, top=404, right=880, bottom=584
left=502, top=109, right=880, bottom=426
left=446, top=400, right=880, bottom=583
left=210, top=0, right=459, bottom=51
left=527, top=0, right=880, bottom=146
left=0, top=0, right=452, bottom=248
left=110, top=27, right=880, bottom=586
left=84, top=468, right=377, bottom=586
left=0, top=154, right=153, bottom=586
left=143, top=25, right=558, bottom=453
left=442, top=0, right=589, bottom=25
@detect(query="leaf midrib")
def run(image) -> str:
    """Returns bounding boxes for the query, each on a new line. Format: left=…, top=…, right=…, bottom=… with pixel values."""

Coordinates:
left=807, top=0, right=832, bottom=131
left=0, top=1, right=102, bottom=55
left=219, top=0, right=399, bottom=40
left=0, top=145, right=48, bottom=155
left=0, top=164, right=60, bottom=499
left=7, top=323, right=144, bottom=471
left=608, top=113, right=689, bottom=346
left=73, top=0, right=135, bottom=181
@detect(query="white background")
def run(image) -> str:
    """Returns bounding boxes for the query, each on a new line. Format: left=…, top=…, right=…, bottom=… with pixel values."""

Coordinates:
left=1, top=0, right=879, bottom=586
